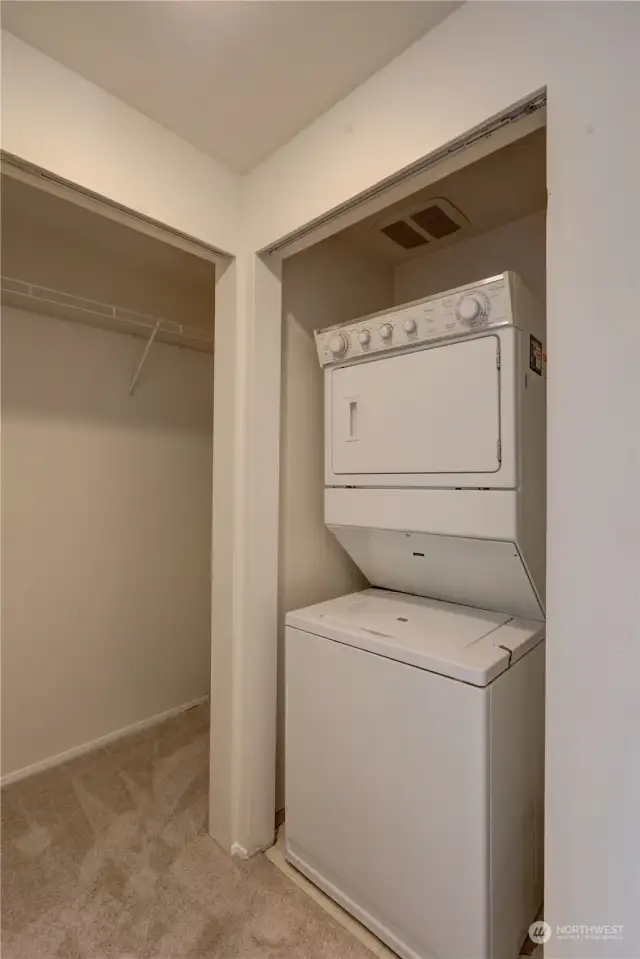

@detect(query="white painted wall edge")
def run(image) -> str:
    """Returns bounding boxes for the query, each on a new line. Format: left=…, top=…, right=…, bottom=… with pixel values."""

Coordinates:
left=0, top=696, right=209, bottom=788
left=0, top=32, right=240, bottom=254
left=209, top=253, right=282, bottom=857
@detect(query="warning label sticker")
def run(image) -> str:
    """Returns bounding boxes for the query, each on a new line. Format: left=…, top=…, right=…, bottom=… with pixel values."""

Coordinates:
left=530, top=335, right=543, bottom=376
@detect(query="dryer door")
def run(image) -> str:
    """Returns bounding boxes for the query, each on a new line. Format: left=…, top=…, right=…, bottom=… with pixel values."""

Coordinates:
left=329, top=334, right=502, bottom=481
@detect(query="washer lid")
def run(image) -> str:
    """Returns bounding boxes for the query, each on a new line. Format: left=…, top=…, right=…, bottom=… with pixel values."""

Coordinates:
left=286, top=589, right=544, bottom=687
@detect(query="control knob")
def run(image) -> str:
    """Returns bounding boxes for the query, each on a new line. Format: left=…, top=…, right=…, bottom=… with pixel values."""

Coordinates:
left=358, top=329, right=371, bottom=347
left=329, top=333, right=349, bottom=356
left=403, top=318, right=417, bottom=334
left=379, top=323, right=393, bottom=341
left=456, top=292, right=489, bottom=328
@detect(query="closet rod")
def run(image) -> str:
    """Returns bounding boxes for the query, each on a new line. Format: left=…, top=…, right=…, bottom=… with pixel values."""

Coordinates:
left=1, top=276, right=214, bottom=351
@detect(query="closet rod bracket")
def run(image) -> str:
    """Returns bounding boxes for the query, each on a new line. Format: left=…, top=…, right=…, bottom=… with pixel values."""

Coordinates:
left=129, top=320, right=161, bottom=395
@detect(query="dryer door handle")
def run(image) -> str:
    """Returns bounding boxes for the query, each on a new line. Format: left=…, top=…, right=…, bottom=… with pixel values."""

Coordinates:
left=349, top=400, right=358, bottom=440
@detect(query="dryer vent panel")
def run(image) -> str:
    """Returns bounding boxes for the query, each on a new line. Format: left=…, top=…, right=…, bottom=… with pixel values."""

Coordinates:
left=411, top=204, right=461, bottom=239
left=381, top=221, right=429, bottom=249
left=379, top=198, right=468, bottom=250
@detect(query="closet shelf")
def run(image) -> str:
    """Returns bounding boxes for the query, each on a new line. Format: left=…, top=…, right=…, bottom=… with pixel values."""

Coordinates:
left=1, top=276, right=214, bottom=353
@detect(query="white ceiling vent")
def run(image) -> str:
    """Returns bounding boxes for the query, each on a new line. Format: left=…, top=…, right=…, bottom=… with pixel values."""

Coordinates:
left=379, top=198, right=469, bottom=250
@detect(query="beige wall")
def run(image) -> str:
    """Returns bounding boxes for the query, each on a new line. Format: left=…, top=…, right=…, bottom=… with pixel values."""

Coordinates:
left=393, top=210, right=546, bottom=306
left=1, top=307, right=213, bottom=779
left=1, top=32, right=240, bottom=254
left=277, top=234, right=393, bottom=810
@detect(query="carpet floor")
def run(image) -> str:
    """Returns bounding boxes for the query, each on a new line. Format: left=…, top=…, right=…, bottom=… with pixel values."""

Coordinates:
left=1, top=703, right=375, bottom=959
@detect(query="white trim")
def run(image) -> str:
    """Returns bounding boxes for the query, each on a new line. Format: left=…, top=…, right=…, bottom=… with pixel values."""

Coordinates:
left=230, top=843, right=251, bottom=859
left=209, top=253, right=282, bottom=856
left=255, top=111, right=545, bottom=263
left=260, top=95, right=545, bottom=257
left=0, top=696, right=209, bottom=787
left=1, top=153, right=230, bottom=266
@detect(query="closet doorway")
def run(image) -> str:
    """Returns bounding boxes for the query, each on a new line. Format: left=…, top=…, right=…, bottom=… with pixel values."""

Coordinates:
left=1, top=170, right=219, bottom=785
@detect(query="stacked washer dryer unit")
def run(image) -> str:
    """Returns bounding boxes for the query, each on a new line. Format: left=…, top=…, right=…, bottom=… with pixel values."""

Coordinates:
left=284, top=272, right=546, bottom=959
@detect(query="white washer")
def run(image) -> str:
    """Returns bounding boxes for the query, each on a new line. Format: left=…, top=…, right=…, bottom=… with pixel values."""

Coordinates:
left=285, top=589, right=545, bottom=959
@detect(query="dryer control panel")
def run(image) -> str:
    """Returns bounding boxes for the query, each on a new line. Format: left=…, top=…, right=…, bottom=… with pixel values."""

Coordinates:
left=315, top=273, right=514, bottom=367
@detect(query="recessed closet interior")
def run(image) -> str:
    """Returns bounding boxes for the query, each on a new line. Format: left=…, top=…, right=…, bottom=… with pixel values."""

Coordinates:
left=278, top=124, right=547, bottom=811
left=1, top=172, right=216, bottom=782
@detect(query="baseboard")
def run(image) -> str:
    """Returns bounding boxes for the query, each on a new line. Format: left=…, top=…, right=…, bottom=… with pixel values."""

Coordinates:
left=1, top=695, right=210, bottom=787
left=230, top=843, right=251, bottom=859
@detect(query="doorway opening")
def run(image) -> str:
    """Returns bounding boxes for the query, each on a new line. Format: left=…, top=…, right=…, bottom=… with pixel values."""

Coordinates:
left=1, top=170, right=218, bottom=784
left=276, top=122, right=547, bottom=816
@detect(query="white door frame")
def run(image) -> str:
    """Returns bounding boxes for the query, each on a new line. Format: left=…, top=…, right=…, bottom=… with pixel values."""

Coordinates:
left=0, top=152, right=229, bottom=266
left=209, top=251, right=284, bottom=856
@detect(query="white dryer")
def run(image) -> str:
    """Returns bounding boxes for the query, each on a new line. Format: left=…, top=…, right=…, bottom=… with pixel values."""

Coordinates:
left=318, top=271, right=546, bottom=621
left=284, top=273, right=546, bottom=959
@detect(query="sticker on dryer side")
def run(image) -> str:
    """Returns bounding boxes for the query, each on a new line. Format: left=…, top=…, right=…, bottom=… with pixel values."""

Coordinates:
left=529, top=335, right=543, bottom=376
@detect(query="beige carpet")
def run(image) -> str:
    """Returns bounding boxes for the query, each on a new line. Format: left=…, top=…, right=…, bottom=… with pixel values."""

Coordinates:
left=1, top=703, right=375, bottom=959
